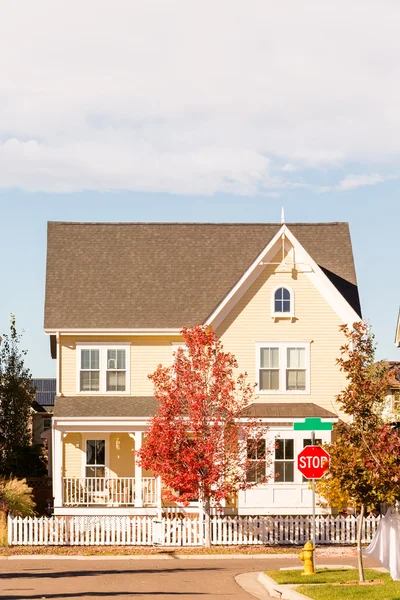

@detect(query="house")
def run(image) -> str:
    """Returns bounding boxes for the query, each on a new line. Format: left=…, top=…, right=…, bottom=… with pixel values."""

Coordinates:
left=31, top=378, right=56, bottom=476
left=31, top=378, right=56, bottom=444
left=381, top=362, right=400, bottom=422
left=44, top=220, right=361, bottom=516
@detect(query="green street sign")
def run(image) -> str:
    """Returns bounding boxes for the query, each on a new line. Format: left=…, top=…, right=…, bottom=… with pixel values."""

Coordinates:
left=293, top=417, right=333, bottom=431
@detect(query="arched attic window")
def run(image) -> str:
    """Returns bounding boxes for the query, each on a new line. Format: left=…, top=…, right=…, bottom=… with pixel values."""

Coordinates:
left=272, top=286, right=294, bottom=319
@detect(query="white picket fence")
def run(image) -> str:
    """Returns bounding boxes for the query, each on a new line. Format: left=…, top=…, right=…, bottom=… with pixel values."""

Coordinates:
left=7, top=514, right=380, bottom=546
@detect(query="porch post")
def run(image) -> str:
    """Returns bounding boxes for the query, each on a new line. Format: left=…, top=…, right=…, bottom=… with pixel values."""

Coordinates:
left=134, top=432, right=143, bottom=507
left=157, top=476, right=162, bottom=519
left=53, top=427, right=63, bottom=509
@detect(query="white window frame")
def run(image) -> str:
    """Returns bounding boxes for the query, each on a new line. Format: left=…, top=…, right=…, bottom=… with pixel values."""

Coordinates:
left=274, top=436, right=295, bottom=483
left=271, top=285, right=294, bottom=319
left=76, top=344, right=131, bottom=394
left=81, top=433, right=110, bottom=478
left=256, top=342, right=310, bottom=394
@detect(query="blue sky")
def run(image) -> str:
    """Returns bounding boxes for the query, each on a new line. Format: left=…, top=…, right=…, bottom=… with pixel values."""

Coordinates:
left=0, top=1, right=400, bottom=375
left=0, top=187, right=398, bottom=378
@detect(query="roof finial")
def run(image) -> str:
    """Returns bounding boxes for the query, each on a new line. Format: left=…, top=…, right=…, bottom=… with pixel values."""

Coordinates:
left=281, top=206, right=285, bottom=224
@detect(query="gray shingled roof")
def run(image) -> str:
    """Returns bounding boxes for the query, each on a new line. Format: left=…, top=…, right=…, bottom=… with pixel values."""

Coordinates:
left=45, top=222, right=361, bottom=329
left=54, top=396, right=159, bottom=418
left=54, top=396, right=336, bottom=420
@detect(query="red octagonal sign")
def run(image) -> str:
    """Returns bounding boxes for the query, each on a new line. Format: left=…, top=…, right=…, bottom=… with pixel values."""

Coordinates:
left=297, top=445, right=330, bottom=479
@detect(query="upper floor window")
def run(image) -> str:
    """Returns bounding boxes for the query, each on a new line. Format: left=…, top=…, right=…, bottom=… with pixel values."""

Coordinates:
left=257, top=342, right=310, bottom=394
left=77, top=345, right=130, bottom=394
left=106, top=349, right=126, bottom=392
left=272, top=286, right=294, bottom=318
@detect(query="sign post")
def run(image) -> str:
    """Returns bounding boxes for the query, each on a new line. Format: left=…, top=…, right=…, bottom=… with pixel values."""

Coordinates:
left=294, top=418, right=332, bottom=570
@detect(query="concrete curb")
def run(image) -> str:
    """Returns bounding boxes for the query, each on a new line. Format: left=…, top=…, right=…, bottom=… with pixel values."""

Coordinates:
left=0, top=552, right=299, bottom=561
left=257, top=572, right=312, bottom=600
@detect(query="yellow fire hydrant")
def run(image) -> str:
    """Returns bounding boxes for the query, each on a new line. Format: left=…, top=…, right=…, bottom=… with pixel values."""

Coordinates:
left=299, top=541, right=315, bottom=575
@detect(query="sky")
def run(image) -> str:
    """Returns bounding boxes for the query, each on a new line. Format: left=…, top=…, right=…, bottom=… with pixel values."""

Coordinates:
left=0, top=1, right=399, bottom=376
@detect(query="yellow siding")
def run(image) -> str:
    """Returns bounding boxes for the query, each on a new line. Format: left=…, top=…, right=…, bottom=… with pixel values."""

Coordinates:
left=109, top=433, right=135, bottom=477
left=58, top=250, right=350, bottom=420
left=63, top=433, right=83, bottom=477
left=216, top=254, right=347, bottom=417
left=60, top=335, right=182, bottom=396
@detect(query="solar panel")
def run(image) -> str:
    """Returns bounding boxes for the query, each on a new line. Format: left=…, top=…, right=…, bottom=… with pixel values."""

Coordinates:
left=31, top=379, right=56, bottom=406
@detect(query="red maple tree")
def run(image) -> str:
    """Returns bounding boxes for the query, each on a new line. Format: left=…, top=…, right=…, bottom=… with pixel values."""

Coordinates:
left=139, top=325, right=272, bottom=546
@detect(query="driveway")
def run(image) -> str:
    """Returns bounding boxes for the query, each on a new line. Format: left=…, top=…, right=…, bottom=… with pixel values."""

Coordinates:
left=0, top=555, right=382, bottom=600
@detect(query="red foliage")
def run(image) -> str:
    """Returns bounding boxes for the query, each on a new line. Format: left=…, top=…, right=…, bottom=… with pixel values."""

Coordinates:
left=138, top=325, right=271, bottom=505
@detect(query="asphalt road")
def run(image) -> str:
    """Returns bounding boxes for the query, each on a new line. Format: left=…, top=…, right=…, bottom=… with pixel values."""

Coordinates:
left=0, top=556, right=383, bottom=600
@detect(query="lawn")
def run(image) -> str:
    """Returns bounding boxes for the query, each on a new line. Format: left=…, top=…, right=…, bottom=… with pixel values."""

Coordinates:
left=266, top=569, right=400, bottom=600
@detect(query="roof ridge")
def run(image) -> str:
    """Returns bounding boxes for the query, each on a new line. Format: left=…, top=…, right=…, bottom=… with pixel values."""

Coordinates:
left=48, top=221, right=348, bottom=226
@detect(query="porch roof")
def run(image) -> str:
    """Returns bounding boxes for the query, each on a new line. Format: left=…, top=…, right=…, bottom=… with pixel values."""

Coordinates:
left=54, top=396, right=158, bottom=418
left=54, top=397, right=336, bottom=421
left=241, top=402, right=337, bottom=419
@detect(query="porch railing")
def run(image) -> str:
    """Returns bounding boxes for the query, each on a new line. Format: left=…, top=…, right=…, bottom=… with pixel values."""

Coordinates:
left=142, top=477, right=157, bottom=506
left=63, top=478, right=136, bottom=506
left=63, top=477, right=158, bottom=507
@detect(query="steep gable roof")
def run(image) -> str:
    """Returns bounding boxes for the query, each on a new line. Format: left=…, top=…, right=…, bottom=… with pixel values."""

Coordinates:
left=44, top=222, right=361, bottom=330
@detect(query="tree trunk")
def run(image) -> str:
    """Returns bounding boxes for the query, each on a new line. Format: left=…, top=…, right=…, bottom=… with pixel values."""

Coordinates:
left=357, top=503, right=365, bottom=583
left=204, top=495, right=211, bottom=548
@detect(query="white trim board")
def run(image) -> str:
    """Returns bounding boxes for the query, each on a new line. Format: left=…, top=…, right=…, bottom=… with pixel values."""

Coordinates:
left=204, top=224, right=361, bottom=330
left=45, top=328, right=182, bottom=335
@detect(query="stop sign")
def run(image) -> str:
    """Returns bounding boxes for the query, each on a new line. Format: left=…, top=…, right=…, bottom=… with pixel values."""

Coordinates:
left=297, top=445, right=330, bottom=479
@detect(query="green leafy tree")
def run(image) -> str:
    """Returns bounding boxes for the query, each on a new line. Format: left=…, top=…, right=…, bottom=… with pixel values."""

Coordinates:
left=0, top=315, right=35, bottom=475
left=316, top=322, right=400, bottom=582
left=0, top=477, right=35, bottom=545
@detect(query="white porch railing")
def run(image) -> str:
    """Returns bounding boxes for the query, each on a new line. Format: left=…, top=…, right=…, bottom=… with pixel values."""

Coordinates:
left=63, top=477, right=158, bottom=507
left=142, top=477, right=157, bottom=506
left=63, top=478, right=135, bottom=506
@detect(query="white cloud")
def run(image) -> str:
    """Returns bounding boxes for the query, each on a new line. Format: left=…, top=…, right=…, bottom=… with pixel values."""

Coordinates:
left=337, top=174, right=385, bottom=191
left=1, top=0, right=400, bottom=194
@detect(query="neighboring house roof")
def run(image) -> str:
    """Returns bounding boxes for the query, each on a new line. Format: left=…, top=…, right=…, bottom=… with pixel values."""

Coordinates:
left=386, top=362, right=400, bottom=389
left=44, top=222, right=361, bottom=330
left=54, top=396, right=159, bottom=418
left=241, top=402, right=337, bottom=419
left=31, top=378, right=56, bottom=407
left=54, top=396, right=336, bottom=420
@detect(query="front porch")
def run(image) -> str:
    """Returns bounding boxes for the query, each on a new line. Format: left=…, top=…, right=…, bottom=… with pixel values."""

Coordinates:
left=52, top=423, right=162, bottom=515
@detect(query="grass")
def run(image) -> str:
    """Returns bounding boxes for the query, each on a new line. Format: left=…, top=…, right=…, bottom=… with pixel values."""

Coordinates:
left=266, top=569, right=400, bottom=600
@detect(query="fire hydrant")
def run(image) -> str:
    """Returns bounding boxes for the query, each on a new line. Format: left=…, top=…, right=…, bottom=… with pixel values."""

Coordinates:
left=299, top=541, right=315, bottom=575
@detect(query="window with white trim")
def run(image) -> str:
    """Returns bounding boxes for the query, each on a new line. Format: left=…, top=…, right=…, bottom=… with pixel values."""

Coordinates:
left=257, top=343, right=310, bottom=393
left=80, top=349, right=100, bottom=391
left=275, top=438, right=294, bottom=482
left=246, top=439, right=266, bottom=483
left=286, top=347, right=306, bottom=390
left=106, top=349, right=126, bottom=392
left=86, top=439, right=105, bottom=477
left=77, top=346, right=130, bottom=393
left=272, top=286, right=294, bottom=318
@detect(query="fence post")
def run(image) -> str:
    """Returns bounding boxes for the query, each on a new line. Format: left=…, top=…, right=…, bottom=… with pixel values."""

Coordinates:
left=7, top=515, right=12, bottom=546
